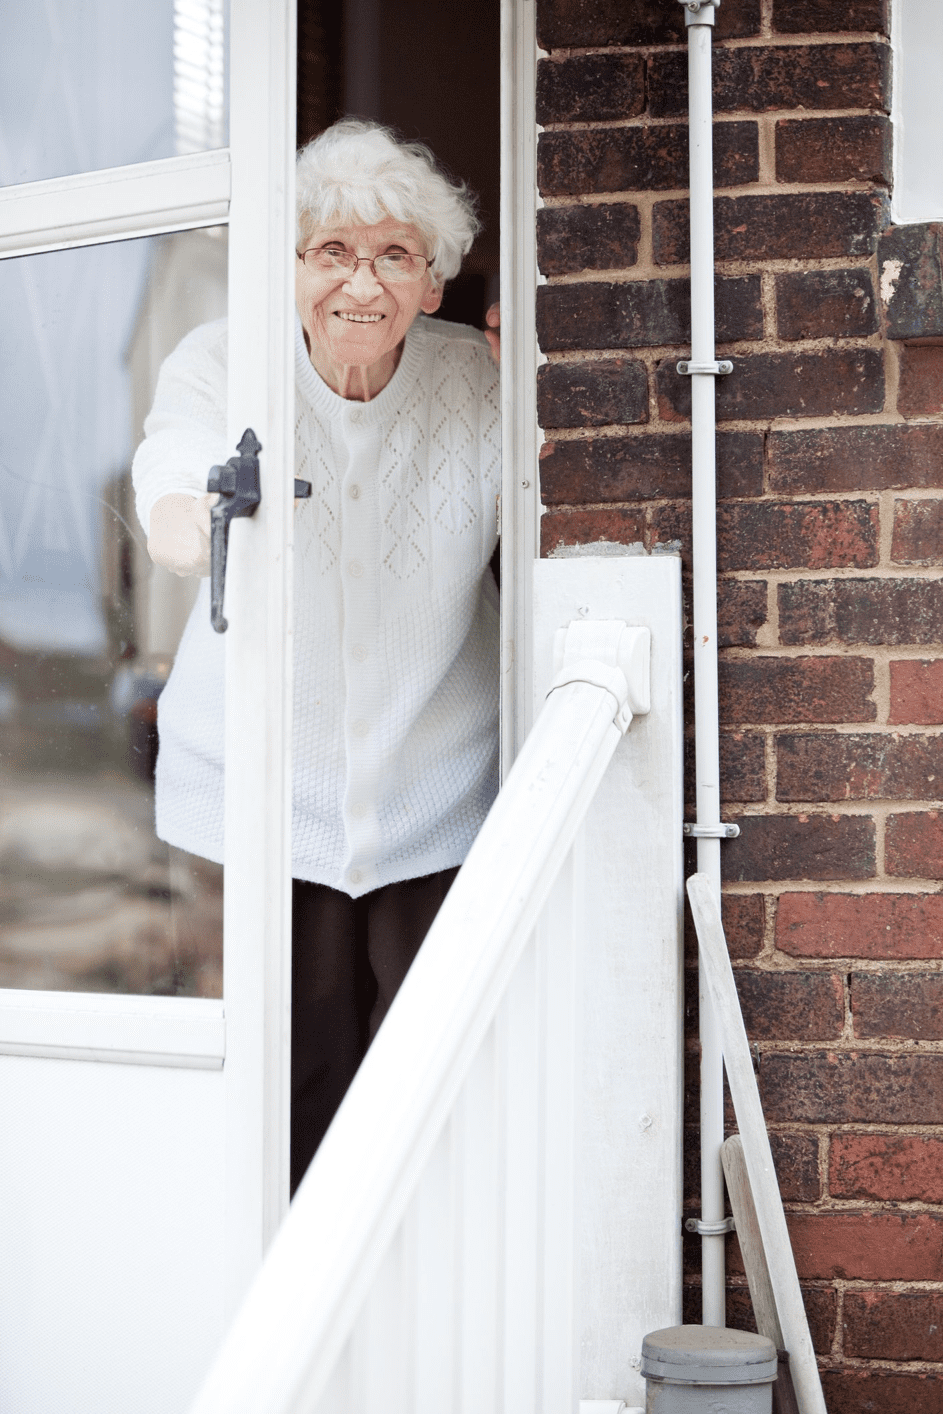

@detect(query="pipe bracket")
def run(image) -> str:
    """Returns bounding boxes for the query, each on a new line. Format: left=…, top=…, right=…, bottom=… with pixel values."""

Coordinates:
left=678, top=0, right=720, bottom=24
left=685, top=1215, right=736, bottom=1236
left=684, top=822, right=741, bottom=839
left=677, top=359, right=733, bottom=376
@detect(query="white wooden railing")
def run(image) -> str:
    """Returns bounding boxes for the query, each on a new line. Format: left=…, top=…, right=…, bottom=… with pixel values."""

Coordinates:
left=192, top=557, right=684, bottom=1414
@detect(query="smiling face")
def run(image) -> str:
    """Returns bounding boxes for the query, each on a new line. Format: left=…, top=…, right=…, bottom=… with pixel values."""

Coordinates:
left=295, top=216, right=442, bottom=397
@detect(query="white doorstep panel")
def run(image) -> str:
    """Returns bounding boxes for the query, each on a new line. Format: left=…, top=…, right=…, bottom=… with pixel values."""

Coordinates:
left=0, top=1054, right=226, bottom=1414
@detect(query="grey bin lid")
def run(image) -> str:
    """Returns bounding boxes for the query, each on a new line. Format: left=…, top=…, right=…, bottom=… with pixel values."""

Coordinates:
left=641, top=1326, right=778, bottom=1386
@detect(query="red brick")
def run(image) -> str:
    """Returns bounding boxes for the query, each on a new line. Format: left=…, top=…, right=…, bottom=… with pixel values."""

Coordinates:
left=759, top=1052, right=943, bottom=1126
left=776, top=115, right=891, bottom=184
left=844, top=1290, right=943, bottom=1361
left=768, top=424, right=943, bottom=494
left=776, top=732, right=943, bottom=802
left=890, top=660, right=943, bottom=725
left=648, top=43, right=889, bottom=118
left=718, top=501, right=877, bottom=572
left=538, top=123, right=757, bottom=198
left=734, top=1209, right=943, bottom=1280
left=726, top=1282, right=834, bottom=1353
left=539, top=430, right=764, bottom=505
left=777, top=891, right=943, bottom=960
left=722, top=813, right=875, bottom=882
left=892, top=499, right=943, bottom=566
left=535, top=0, right=761, bottom=49
left=540, top=507, right=644, bottom=558
left=898, top=345, right=943, bottom=418
left=821, top=1370, right=943, bottom=1414
left=653, top=192, right=886, bottom=265
left=537, top=359, right=648, bottom=429
left=719, top=657, right=876, bottom=725
left=775, top=269, right=877, bottom=340
left=779, top=578, right=943, bottom=646
left=886, top=810, right=943, bottom=876
left=536, top=276, right=762, bottom=353
left=718, top=581, right=769, bottom=648
left=852, top=972, right=943, bottom=1039
left=657, top=350, right=885, bottom=423
left=721, top=892, right=766, bottom=960
left=536, top=53, right=644, bottom=125
left=831, top=1133, right=943, bottom=1202
left=536, top=204, right=640, bottom=278
left=734, top=968, right=844, bottom=1039
left=771, top=0, right=889, bottom=33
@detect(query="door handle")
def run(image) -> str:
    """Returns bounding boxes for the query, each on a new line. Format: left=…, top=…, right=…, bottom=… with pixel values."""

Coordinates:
left=206, top=428, right=311, bottom=633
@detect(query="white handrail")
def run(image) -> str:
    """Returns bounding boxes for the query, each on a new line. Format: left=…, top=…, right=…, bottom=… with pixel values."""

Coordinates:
left=191, top=628, right=647, bottom=1413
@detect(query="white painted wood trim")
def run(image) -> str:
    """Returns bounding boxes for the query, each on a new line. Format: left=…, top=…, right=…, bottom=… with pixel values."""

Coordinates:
left=687, top=873, right=827, bottom=1414
left=0, top=150, right=231, bottom=259
left=222, top=0, right=297, bottom=1316
left=0, top=990, right=225, bottom=1069
left=499, top=0, right=541, bottom=773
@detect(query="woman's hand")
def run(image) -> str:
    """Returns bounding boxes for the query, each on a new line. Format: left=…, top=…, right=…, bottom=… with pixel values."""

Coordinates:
left=485, top=302, right=500, bottom=364
left=147, top=492, right=218, bottom=577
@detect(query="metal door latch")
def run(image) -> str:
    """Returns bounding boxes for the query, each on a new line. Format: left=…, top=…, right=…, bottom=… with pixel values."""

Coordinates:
left=207, top=428, right=311, bottom=633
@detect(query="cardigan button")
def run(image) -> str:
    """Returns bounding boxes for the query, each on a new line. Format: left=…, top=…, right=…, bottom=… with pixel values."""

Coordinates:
left=347, top=559, right=364, bottom=578
left=348, top=483, right=361, bottom=500
left=352, top=719, right=369, bottom=737
left=349, top=868, right=363, bottom=885
left=351, top=643, right=368, bottom=662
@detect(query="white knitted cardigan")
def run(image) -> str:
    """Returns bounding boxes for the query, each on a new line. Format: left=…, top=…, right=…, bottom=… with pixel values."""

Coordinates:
left=132, top=313, right=501, bottom=895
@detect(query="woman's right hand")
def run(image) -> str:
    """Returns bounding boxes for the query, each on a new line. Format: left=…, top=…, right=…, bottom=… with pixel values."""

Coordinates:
left=147, top=492, right=218, bottom=577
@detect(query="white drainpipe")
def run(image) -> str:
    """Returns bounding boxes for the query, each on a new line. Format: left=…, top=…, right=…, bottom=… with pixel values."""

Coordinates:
left=676, top=0, right=737, bottom=1328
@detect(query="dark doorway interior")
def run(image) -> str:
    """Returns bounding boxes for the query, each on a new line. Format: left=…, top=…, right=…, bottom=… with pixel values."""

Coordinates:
left=296, top=0, right=500, bottom=329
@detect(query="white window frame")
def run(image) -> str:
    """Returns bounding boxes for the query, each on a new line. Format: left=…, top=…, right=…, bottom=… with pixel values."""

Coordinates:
left=892, top=0, right=943, bottom=223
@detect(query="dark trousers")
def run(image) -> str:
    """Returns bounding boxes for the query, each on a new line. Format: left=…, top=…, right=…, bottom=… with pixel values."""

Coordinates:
left=290, top=867, right=458, bottom=1195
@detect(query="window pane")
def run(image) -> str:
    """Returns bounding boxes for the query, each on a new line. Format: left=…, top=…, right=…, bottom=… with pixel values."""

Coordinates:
left=0, top=0, right=228, bottom=188
left=0, top=231, right=227, bottom=995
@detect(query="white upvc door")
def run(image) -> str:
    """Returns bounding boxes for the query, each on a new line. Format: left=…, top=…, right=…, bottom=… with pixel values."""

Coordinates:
left=0, top=2, right=296, bottom=1410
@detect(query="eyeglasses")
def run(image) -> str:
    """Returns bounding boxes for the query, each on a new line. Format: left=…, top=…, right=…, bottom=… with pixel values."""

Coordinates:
left=297, top=246, right=431, bottom=283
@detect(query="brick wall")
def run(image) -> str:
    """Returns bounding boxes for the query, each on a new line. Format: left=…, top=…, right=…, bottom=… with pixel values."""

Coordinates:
left=535, top=0, right=943, bottom=1407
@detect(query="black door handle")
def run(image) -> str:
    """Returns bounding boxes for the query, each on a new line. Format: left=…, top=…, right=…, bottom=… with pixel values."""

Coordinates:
left=206, top=429, right=312, bottom=633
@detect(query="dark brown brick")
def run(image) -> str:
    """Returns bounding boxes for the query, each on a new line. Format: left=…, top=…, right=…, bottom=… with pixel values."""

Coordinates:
left=718, top=580, right=768, bottom=648
left=890, top=660, right=943, bottom=725
left=852, top=972, right=943, bottom=1039
left=879, top=222, right=943, bottom=340
left=721, top=892, right=766, bottom=959
left=540, top=507, right=645, bottom=558
left=779, top=578, right=943, bottom=646
left=760, top=1051, right=943, bottom=1126
left=821, top=1370, right=943, bottom=1414
left=719, top=656, right=876, bottom=725
left=718, top=501, right=878, bottom=572
left=886, top=810, right=943, bottom=877
left=768, top=424, right=943, bottom=495
left=535, top=0, right=761, bottom=49
left=649, top=501, right=690, bottom=558
left=657, top=350, right=885, bottom=423
left=536, top=204, right=641, bottom=278
left=771, top=0, right=889, bottom=33
left=722, top=813, right=875, bottom=882
left=735, top=968, right=844, bottom=1039
left=726, top=1281, right=834, bottom=1352
left=538, top=123, right=758, bottom=198
left=844, top=1290, right=943, bottom=1362
left=776, top=732, right=943, bottom=802
left=719, top=731, right=767, bottom=802
left=769, top=1131, right=823, bottom=1204
left=898, top=345, right=943, bottom=419
left=536, top=275, right=762, bottom=353
left=892, top=499, right=943, bottom=565
left=537, top=359, right=648, bottom=429
left=539, top=431, right=764, bottom=504
left=777, top=891, right=943, bottom=960
left=536, top=53, right=644, bottom=126
left=776, top=115, right=891, bottom=185
left=653, top=191, right=887, bottom=265
left=649, top=43, right=889, bottom=118
left=831, top=1132, right=943, bottom=1202
left=775, top=269, right=878, bottom=340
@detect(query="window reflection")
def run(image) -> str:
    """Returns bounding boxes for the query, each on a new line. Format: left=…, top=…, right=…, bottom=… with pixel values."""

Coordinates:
left=0, top=231, right=226, bottom=995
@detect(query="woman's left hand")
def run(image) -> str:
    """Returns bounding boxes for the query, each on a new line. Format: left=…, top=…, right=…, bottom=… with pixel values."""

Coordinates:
left=485, top=302, right=500, bottom=364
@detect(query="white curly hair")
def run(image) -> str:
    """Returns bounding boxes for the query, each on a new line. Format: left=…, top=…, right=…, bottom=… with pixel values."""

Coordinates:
left=296, top=119, right=481, bottom=288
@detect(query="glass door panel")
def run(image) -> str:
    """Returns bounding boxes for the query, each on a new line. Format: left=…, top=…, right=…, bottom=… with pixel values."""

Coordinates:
left=0, top=230, right=227, bottom=995
left=0, top=0, right=228, bottom=187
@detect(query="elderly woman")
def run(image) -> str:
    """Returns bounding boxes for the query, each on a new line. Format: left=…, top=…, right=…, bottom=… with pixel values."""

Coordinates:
left=133, top=120, right=500, bottom=1191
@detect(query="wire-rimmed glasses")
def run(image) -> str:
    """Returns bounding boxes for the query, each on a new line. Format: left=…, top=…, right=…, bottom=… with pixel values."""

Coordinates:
left=297, top=246, right=431, bottom=283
